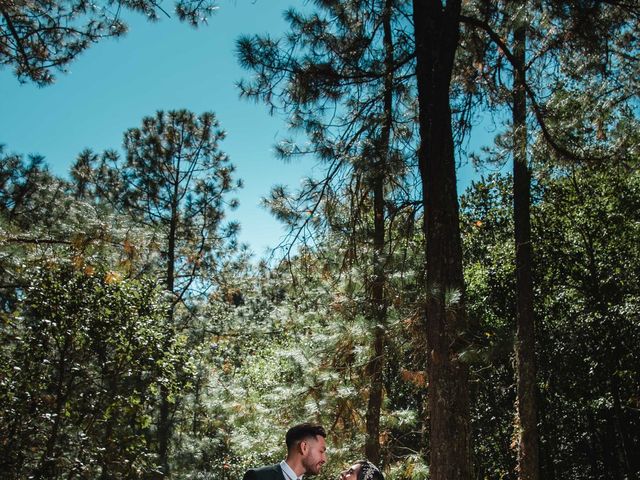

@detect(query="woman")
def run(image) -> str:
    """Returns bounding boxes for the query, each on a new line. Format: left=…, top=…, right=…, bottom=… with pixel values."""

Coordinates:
left=339, top=460, right=384, bottom=480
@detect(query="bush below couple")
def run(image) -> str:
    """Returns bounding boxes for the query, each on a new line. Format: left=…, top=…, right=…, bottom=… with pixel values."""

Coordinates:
left=243, top=423, right=383, bottom=480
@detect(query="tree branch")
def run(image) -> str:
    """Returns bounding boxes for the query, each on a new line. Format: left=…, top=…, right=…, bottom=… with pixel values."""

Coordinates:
left=460, top=14, right=610, bottom=164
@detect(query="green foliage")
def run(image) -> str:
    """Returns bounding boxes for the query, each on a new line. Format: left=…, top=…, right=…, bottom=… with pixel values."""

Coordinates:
left=70, top=109, right=242, bottom=474
left=459, top=175, right=518, bottom=479
left=534, top=160, right=640, bottom=479
left=384, top=455, right=429, bottom=480
left=0, top=0, right=219, bottom=85
left=0, top=263, right=191, bottom=478
left=181, top=230, right=427, bottom=478
left=2, top=2, right=639, bottom=478
left=238, top=1, right=424, bottom=468
left=0, top=147, right=61, bottom=229
left=458, top=154, right=640, bottom=479
left=71, top=109, right=240, bottom=302
left=237, top=0, right=418, bottom=248
left=0, top=148, right=154, bottom=312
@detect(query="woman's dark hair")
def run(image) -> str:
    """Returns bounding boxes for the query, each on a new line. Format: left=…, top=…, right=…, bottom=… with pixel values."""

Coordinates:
left=355, top=460, right=384, bottom=480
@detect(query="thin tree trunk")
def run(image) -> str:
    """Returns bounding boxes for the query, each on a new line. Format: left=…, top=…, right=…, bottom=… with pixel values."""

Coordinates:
left=364, top=0, right=394, bottom=464
left=537, top=397, right=556, bottom=480
left=512, top=18, right=540, bottom=480
left=412, top=1, right=472, bottom=479
left=603, top=411, right=623, bottom=480
left=365, top=323, right=385, bottom=465
left=33, top=338, right=72, bottom=479
left=158, top=356, right=172, bottom=476
left=587, top=413, right=603, bottom=479
left=158, top=194, right=179, bottom=477
left=611, top=376, right=632, bottom=477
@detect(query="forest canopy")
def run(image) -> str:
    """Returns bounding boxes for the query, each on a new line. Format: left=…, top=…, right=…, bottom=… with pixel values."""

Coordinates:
left=1, top=0, right=639, bottom=479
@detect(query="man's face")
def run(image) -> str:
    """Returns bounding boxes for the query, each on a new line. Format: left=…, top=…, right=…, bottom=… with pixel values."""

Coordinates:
left=301, top=435, right=327, bottom=475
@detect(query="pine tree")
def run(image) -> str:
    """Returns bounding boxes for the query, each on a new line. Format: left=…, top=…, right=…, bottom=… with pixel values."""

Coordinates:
left=459, top=4, right=640, bottom=478
left=509, top=10, right=540, bottom=479
left=1, top=0, right=218, bottom=85
left=412, top=2, right=474, bottom=478
left=237, top=0, right=417, bottom=462
left=71, top=109, right=239, bottom=475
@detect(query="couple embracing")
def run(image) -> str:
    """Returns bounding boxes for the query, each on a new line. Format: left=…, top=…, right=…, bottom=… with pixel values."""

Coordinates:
left=243, top=423, right=384, bottom=480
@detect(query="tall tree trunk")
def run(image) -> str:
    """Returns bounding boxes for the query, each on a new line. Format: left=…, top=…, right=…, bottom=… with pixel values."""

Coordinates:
left=537, top=397, right=556, bottom=480
left=158, top=197, right=179, bottom=477
left=158, top=383, right=171, bottom=476
left=34, top=337, right=72, bottom=479
left=412, top=1, right=472, bottom=479
left=364, top=0, right=394, bottom=464
left=512, top=18, right=540, bottom=480
left=603, top=411, right=623, bottom=480
left=611, top=375, right=633, bottom=477
left=586, top=413, right=603, bottom=479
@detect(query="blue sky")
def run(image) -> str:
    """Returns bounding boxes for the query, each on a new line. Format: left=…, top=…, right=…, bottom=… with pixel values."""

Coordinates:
left=1, top=0, right=495, bottom=258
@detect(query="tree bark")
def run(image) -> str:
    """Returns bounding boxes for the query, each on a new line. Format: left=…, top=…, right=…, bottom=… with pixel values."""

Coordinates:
left=364, top=0, right=394, bottom=464
left=33, top=336, right=72, bottom=479
left=512, top=18, right=540, bottom=480
left=611, top=375, right=633, bottom=477
left=412, top=1, right=472, bottom=479
left=157, top=188, right=180, bottom=477
left=586, top=413, right=603, bottom=479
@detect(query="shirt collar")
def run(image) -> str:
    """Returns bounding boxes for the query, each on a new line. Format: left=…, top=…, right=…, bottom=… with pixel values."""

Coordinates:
left=280, top=460, right=303, bottom=480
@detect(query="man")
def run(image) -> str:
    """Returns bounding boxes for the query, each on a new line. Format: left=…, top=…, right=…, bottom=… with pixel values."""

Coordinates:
left=243, top=423, right=327, bottom=480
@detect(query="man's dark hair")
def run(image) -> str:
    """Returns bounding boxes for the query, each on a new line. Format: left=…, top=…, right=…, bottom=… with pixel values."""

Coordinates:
left=285, top=423, right=326, bottom=450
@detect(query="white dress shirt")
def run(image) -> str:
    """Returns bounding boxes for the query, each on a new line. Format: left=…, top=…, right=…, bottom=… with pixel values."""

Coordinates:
left=280, top=460, right=302, bottom=480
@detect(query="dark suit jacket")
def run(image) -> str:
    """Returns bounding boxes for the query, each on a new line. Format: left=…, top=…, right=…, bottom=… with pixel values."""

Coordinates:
left=243, top=463, right=284, bottom=480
